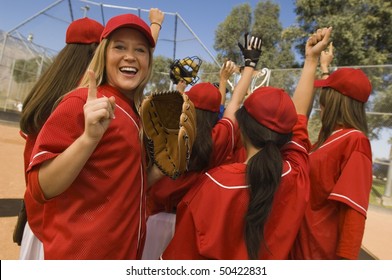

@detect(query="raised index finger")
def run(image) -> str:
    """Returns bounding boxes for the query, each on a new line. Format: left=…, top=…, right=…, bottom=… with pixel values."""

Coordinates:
left=87, top=69, right=97, bottom=101
left=328, top=42, right=334, bottom=55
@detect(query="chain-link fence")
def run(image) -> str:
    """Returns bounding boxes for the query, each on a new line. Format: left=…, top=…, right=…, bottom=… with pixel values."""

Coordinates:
left=0, top=31, right=56, bottom=114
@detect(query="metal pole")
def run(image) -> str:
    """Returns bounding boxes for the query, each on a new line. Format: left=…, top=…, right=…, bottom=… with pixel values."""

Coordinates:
left=81, top=6, right=90, bottom=17
left=176, top=13, right=220, bottom=67
left=173, top=14, right=178, bottom=61
left=67, top=0, right=74, bottom=21
left=384, top=145, right=392, bottom=197
left=4, top=59, right=16, bottom=111
left=100, top=3, right=105, bottom=25
left=0, top=33, right=9, bottom=64
left=7, top=0, right=65, bottom=34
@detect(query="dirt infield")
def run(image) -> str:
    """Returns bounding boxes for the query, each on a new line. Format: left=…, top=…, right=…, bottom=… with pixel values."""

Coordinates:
left=0, top=121, right=391, bottom=260
left=0, top=121, right=25, bottom=260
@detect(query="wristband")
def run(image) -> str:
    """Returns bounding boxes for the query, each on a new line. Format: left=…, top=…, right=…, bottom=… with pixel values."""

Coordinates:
left=150, top=22, right=162, bottom=30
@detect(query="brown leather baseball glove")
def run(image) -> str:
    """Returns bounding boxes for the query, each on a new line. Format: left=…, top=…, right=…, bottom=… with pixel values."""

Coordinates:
left=140, top=90, right=196, bottom=179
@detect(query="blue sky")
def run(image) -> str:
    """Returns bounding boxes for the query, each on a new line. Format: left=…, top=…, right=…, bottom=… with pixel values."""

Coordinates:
left=0, top=0, right=297, bottom=62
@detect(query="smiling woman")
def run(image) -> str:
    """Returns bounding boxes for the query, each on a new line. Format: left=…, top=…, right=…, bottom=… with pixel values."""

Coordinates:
left=23, top=13, right=156, bottom=260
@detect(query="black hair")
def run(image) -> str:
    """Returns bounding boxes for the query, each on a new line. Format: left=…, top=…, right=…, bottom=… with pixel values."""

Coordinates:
left=187, top=108, right=219, bottom=172
left=235, top=106, right=292, bottom=259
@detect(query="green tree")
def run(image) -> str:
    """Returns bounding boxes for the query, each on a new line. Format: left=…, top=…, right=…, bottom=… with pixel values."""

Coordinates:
left=214, top=3, right=252, bottom=63
left=252, top=0, right=296, bottom=69
left=148, top=55, right=173, bottom=92
left=199, top=61, right=221, bottom=84
left=213, top=1, right=297, bottom=70
left=294, top=0, right=392, bottom=141
left=295, top=0, right=392, bottom=65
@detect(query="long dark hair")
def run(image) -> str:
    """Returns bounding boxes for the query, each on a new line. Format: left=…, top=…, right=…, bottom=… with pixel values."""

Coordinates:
left=20, top=43, right=98, bottom=134
left=236, top=106, right=292, bottom=259
left=187, top=108, right=219, bottom=172
left=313, top=88, right=368, bottom=150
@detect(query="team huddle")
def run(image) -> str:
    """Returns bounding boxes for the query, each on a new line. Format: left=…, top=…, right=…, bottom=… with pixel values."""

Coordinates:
left=14, top=8, right=372, bottom=260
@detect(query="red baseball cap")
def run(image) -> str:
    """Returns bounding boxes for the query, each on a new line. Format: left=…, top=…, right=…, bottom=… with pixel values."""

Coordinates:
left=243, top=87, right=297, bottom=134
left=100, top=13, right=155, bottom=47
left=314, top=68, right=372, bottom=102
left=185, top=82, right=221, bottom=112
left=66, top=17, right=104, bottom=44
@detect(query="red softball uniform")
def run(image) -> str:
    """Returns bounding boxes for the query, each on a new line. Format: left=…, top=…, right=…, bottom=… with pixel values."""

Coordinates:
left=20, top=132, right=45, bottom=241
left=162, top=115, right=310, bottom=259
left=291, top=128, right=372, bottom=260
left=147, top=117, right=238, bottom=215
left=26, top=84, right=147, bottom=260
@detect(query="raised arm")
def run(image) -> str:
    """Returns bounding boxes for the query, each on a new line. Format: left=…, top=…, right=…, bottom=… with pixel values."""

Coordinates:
left=219, top=60, right=236, bottom=105
left=223, top=34, right=262, bottom=122
left=292, top=27, right=332, bottom=116
left=38, top=70, right=116, bottom=199
left=319, top=42, right=334, bottom=79
left=149, top=8, right=164, bottom=45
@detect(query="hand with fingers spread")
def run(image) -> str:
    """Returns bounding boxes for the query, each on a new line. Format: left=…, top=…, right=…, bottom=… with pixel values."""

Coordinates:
left=220, top=60, right=236, bottom=81
left=238, top=33, right=262, bottom=69
left=83, top=69, right=116, bottom=142
left=219, top=60, right=236, bottom=105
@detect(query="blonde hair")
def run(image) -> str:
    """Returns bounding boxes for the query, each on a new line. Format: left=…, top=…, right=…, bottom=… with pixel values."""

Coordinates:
left=313, top=88, right=369, bottom=150
left=79, top=37, right=153, bottom=111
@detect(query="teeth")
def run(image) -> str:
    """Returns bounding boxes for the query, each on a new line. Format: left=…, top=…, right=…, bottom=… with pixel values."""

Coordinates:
left=120, top=67, right=137, bottom=73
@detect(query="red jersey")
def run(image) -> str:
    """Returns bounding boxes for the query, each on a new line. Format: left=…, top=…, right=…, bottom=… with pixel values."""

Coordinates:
left=291, top=128, right=372, bottom=259
left=162, top=115, right=310, bottom=259
left=26, top=84, right=147, bottom=260
left=20, top=132, right=46, bottom=241
left=147, top=117, right=238, bottom=215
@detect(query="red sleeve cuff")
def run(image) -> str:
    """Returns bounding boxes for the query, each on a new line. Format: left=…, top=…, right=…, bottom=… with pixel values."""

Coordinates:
left=27, top=166, right=49, bottom=204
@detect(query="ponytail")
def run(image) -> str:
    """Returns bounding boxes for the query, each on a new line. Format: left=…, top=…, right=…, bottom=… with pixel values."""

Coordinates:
left=236, top=106, right=292, bottom=259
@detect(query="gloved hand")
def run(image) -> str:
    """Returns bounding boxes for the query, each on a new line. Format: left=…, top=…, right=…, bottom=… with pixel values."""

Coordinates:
left=238, top=33, right=262, bottom=69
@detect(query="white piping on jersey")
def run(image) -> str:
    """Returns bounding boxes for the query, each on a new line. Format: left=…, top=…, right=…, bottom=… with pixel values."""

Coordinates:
left=221, top=118, right=235, bottom=151
left=137, top=165, right=144, bottom=251
left=309, top=129, right=362, bottom=155
left=329, top=192, right=367, bottom=214
left=29, top=103, right=141, bottom=166
left=281, top=160, right=292, bottom=177
left=205, top=160, right=292, bottom=189
left=287, top=140, right=307, bottom=152
left=114, top=104, right=140, bottom=132
left=29, top=151, right=51, bottom=166
left=106, top=97, right=144, bottom=251
left=102, top=94, right=140, bottom=132
left=205, top=172, right=248, bottom=189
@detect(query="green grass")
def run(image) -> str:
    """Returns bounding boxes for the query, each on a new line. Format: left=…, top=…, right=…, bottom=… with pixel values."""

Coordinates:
left=370, top=178, right=392, bottom=209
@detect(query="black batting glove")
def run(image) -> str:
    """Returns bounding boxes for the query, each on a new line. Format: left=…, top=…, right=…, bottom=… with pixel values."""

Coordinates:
left=238, top=33, right=262, bottom=69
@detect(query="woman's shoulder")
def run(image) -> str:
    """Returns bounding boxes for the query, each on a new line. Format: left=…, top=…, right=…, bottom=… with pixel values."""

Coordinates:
left=62, top=87, right=88, bottom=101
left=329, top=128, right=369, bottom=144
left=315, top=128, right=371, bottom=157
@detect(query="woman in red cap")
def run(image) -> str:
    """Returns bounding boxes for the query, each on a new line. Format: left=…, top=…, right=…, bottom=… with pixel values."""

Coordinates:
left=25, top=13, right=157, bottom=259
left=161, top=27, right=332, bottom=260
left=142, top=34, right=262, bottom=259
left=18, top=17, right=104, bottom=259
left=291, top=52, right=373, bottom=258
